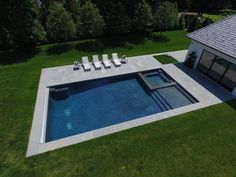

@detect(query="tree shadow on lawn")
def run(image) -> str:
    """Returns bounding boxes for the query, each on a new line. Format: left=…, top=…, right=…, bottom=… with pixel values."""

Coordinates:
left=226, top=99, right=236, bottom=110
left=46, top=43, right=74, bottom=55
left=0, top=47, right=40, bottom=65
left=75, top=40, right=105, bottom=53
left=148, top=33, right=170, bottom=43
left=74, top=32, right=170, bottom=53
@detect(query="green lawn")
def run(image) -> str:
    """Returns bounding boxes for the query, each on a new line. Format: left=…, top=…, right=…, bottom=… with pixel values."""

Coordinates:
left=0, top=30, right=236, bottom=177
left=203, top=9, right=236, bottom=22
left=154, top=55, right=178, bottom=64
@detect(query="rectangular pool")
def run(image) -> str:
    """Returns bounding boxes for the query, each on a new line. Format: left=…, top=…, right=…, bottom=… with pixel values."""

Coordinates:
left=46, top=69, right=198, bottom=142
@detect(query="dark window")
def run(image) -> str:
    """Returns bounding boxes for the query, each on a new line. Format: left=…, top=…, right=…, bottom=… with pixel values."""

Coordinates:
left=221, top=64, right=236, bottom=91
left=197, top=50, right=216, bottom=73
left=208, top=57, right=230, bottom=81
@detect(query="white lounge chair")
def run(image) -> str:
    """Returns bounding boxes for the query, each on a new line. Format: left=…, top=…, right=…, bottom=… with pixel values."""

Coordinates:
left=92, top=55, right=101, bottom=70
left=102, top=54, right=111, bottom=68
left=121, top=55, right=128, bottom=64
left=82, top=56, right=91, bottom=71
left=112, top=53, right=121, bottom=67
left=73, top=61, right=80, bottom=70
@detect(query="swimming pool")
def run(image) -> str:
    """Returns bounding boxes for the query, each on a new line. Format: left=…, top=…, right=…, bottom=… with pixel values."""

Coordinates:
left=46, top=69, right=198, bottom=142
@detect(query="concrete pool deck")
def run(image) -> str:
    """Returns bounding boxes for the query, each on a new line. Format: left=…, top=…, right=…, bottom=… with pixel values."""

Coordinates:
left=27, top=50, right=235, bottom=157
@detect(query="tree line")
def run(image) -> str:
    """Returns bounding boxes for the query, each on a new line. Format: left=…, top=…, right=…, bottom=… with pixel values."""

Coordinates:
left=0, top=0, right=235, bottom=50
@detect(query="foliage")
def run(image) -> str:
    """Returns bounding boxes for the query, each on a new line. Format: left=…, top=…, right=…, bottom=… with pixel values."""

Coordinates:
left=103, top=1, right=131, bottom=34
left=188, top=16, right=201, bottom=32
left=179, top=15, right=186, bottom=29
left=0, top=0, right=46, bottom=48
left=64, top=0, right=79, bottom=22
left=201, top=17, right=214, bottom=27
left=133, top=0, right=154, bottom=32
left=154, top=2, right=179, bottom=31
left=46, top=3, right=76, bottom=42
left=78, top=1, right=105, bottom=38
left=1, top=0, right=236, bottom=50
left=185, top=51, right=197, bottom=68
left=177, top=0, right=191, bottom=11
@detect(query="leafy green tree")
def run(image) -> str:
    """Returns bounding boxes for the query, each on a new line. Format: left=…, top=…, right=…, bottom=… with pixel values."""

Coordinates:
left=133, top=0, right=153, bottom=32
left=0, top=0, right=46, bottom=48
left=46, top=3, right=76, bottom=42
left=177, top=0, right=191, bottom=12
left=103, top=1, right=131, bottom=34
left=154, top=2, right=179, bottom=31
left=188, top=16, right=201, bottom=32
left=64, top=0, right=79, bottom=22
left=77, top=1, right=105, bottom=38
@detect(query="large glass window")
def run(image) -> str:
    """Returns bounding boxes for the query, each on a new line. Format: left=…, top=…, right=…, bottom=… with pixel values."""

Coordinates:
left=197, top=50, right=236, bottom=92
left=197, top=50, right=216, bottom=73
left=208, top=57, right=230, bottom=81
left=221, top=64, right=236, bottom=91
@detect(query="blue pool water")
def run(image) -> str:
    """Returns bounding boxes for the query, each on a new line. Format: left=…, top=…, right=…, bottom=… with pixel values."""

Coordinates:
left=46, top=70, right=197, bottom=142
left=143, top=71, right=169, bottom=87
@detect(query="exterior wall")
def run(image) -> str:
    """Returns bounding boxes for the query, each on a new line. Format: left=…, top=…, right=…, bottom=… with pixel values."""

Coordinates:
left=185, top=41, right=204, bottom=68
left=233, top=88, right=236, bottom=96
left=187, top=40, right=236, bottom=67
left=187, top=40, right=236, bottom=95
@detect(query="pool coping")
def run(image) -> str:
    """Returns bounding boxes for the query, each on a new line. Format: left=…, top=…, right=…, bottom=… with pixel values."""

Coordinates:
left=27, top=52, right=234, bottom=157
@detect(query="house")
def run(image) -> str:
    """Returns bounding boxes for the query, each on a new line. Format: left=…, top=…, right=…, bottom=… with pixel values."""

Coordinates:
left=186, top=14, right=236, bottom=96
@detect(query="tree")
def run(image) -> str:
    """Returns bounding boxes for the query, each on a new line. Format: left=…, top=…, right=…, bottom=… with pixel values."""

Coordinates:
left=177, top=0, right=191, bottom=12
left=46, top=3, right=76, bottom=42
left=78, top=1, right=105, bottom=38
left=188, top=16, right=201, bottom=32
left=64, top=0, right=79, bottom=22
left=179, top=15, right=186, bottom=29
left=0, top=0, right=46, bottom=48
left=232, top=0, right=236, bottom=9
left=103, top=1, right=131, bottom=34
left=133, top=0, right=153, bottom=32
left=154, top=2, right=179, bottom=31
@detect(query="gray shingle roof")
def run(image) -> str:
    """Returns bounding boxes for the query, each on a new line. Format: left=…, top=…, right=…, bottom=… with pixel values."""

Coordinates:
left=187, top=15, right=236, bottom=59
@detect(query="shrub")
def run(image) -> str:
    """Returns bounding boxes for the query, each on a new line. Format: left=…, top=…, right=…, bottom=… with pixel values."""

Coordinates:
left=124, top=42, right=134, bottom=49
left=201, top=17, right=214, bottom=28
left=46, top=3, right=76, bottom=42
left=185, top=51, right=197, bottom=68
left=188, top=16, right=201, bottom=32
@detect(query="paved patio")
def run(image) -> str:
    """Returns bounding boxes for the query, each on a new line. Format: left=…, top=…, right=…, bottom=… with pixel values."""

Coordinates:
left=27, top=50, right=235, bottom=157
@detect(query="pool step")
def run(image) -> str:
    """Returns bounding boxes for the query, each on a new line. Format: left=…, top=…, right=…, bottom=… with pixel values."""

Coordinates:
left=150, top=91, right=172, bottom=111
left=150, top=92, right=170, bottom=111
left=154, top=91, right=172, bottom=110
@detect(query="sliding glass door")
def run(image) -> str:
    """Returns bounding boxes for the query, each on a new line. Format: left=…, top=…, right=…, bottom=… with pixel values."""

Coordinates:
left=197, top=50, right=236, bottom=91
